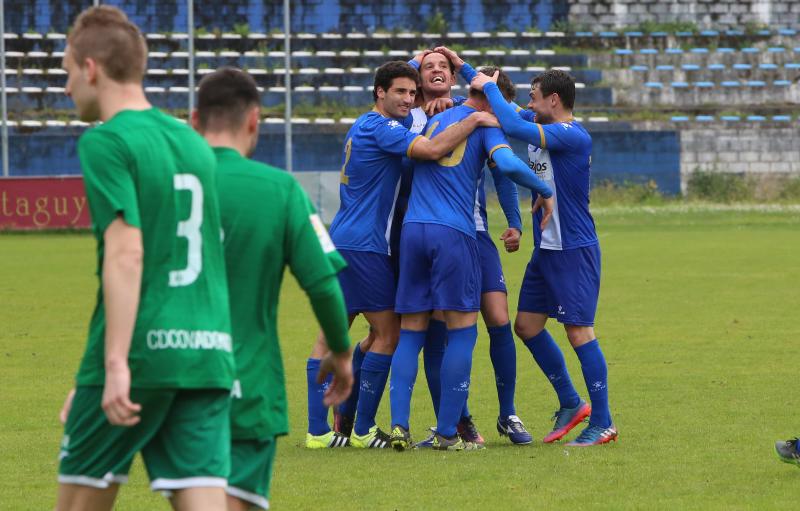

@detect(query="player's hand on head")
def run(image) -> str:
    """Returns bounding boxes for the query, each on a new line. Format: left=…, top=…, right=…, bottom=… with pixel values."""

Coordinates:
left=500, top=228, right=521, bottom=253
left=101, top=362, right=141, bottom=427
left=425, top=97, right=454, bottom=116
left=472, top=111, right=500, bottom=128
left=470, top=70, right=499, bottom=91
left=318, top=349, right=354, bottom=407
left=532, top=196, right=555, bottom=231
left=412, top=49, right=434, bottom=65
left=59, top=388, right=76, bottom=425
left=433, top=46, right=464, bottom=70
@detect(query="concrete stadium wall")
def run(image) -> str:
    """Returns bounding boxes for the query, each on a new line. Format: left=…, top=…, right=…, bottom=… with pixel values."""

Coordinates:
left=679, top=125, right=800, bottom=193
left=7, top=0, right=568, bottom=34
left=567, top=0, right=800, bottom=30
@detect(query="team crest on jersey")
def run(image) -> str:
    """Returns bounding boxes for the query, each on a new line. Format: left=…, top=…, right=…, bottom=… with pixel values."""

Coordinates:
left=561, top=122, right=572, bottom=129
left=387, top=120, right=401, bottom=129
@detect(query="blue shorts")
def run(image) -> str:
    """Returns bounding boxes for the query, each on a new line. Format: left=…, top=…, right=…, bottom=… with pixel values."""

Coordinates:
left=337, top=249, right=396, bottom=315
left=395, top=223, right=481, bottom=313
left=517, top=244, right=601, bottom=326
left=476, top=230, right=507, bottom=294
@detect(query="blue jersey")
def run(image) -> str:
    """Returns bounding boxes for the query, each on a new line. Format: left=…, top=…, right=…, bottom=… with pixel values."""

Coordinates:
left=527, top=119, right=596, bottom=250
left=404, top=105, right=510, bottom=238
left=329, top=111, right=422, bottom=255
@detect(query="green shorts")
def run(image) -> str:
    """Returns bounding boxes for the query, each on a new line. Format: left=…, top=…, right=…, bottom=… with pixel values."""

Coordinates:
left=226, top=437, right=277, bottom=510
left=58, top=386, right=231, bottom=492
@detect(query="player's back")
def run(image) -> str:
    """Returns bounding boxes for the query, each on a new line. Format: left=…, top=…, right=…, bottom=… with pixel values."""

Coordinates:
left=77, top=108, right=233, bottom=390
left=405, top=105, right=509, bottom=238
left=329, top=111, right=411, bottom=255
left=214, top=148, right=335, bottom=437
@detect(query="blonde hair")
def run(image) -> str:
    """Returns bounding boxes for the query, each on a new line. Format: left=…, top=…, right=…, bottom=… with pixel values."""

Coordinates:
left=67, top=6, right=147, bottom=83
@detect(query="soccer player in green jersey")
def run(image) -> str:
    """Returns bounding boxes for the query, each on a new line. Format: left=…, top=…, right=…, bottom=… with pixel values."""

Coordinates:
left=56, top=7, right=234, bottom=510
left=191, top=67, right=354, bottom=511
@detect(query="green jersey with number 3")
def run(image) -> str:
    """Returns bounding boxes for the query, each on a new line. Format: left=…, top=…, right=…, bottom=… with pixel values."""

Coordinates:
left=214, top=147, right=346, bottom=440
left=76, top=108, right=234, bottom=390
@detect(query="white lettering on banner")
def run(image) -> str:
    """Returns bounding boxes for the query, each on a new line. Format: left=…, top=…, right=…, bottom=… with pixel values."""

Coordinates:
left=146, top=329, right=232, bottom=352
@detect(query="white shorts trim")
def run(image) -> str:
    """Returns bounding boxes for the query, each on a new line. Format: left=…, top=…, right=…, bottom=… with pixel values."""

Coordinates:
left=227, top=486, right=270, bottom=509
left=151, top=476, right=227, bottom=491
left=58, top=473, right=128, bottom=489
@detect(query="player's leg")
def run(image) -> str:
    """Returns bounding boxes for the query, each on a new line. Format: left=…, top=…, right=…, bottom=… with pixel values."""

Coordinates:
left=388, top=311, right=430, bottom=450
left=390, top=222, right=434, bottom=450
left=422, top=309, right=447, bottom=418
left=306, top=318, right=356, bottom=448
left=144, top=389, right=230, bottom=509
left=57, top=387, right=173, bottom=511
left=545, top=245, right=615, bottom=447
left=482, top=291, right=531, bottom=445
left=226, top=437, right=276, bottom=511
left=56, top=485, right=119, bottom=511
left=349, top=308, right=399, bottom=448
left=515, top=249, right=587, bottom=443
left=429, top=226, right=483, bottom=451
left=334, top=329, right=373, bottom=436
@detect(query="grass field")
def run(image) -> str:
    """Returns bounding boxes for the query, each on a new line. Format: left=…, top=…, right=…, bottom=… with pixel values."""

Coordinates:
left=2, top=204, right=799, bottom=510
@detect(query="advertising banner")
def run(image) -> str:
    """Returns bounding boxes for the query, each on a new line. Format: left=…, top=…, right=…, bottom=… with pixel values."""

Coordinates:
left=0, top=176, right=90, bottom=230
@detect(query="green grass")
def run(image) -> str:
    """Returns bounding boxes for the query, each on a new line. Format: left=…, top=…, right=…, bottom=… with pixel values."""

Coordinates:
left=2, top=205, right=800, bottom=509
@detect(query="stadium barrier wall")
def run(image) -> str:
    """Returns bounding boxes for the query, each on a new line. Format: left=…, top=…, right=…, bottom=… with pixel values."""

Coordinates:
left=567, top=0, right=800, bottom=31
left=0, top=176, right=90, bottom=230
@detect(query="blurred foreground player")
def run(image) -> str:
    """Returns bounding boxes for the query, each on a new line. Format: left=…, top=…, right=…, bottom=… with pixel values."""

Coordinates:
left=57, top=6, right=233, bottom=510
left=192, top=67, right=353, bottom=510
left=472, top=69, right=617, bottom=446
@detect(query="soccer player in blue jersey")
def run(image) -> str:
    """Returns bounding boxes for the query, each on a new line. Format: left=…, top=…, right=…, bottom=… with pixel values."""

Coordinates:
left=305, top=60, right=500, bottom=449
left=388, top=67, right=554, bottom=451
left=471, top=69, right=618, bottom=446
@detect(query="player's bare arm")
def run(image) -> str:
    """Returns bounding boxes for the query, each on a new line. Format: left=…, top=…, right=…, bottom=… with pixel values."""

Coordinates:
left=409, top=111, right=499, bottom=160
left=433, top=46, right=464, bottom=70
left=101, top=216, right=143, bottom=427
left=500, top=228, right=522, bottom=253
left=532, top=195, right=555, bottom=230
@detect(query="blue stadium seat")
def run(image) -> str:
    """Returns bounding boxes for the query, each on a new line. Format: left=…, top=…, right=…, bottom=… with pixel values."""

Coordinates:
left=773, top=80, right=791, bottom=86
left=690, top=48, right=709, bottom=54
left=671, top=81, right=689, bottom=88
left=733, top=64, right=752, bottom=70
left=644, top=82, right=663, bottom=88
left=625, top=32, right=644, bottom=37
left=599, top=32, right=619, bottom=38
left=746, top=80, right=766, bottom=87
left=767, top=47, right=786, bottom=53
left=640, top=48, right=658, bottom=55
left=695, top=115, right=715, bottom=122
left=700, top=30, right=719, bottom=36
left=694, top=81, right=714, bottom=88
left=670, top=116, right=689, bottom=122
left=675, top=31, right=694, bottom=37
left=759, top=63, right=778, bottom=69
left=741, top=48, right=759, bottom=54
left=708, top=64, right=726, bottom=70
left=614, top=49, right=633, bottom=55
left=656, top=65, right=674, bottom=71
left=575, top=32, right=594, bottom=37
left=630, top=65, right=648, bottom=71
left=725, top=30, right=745, bottom=36
left=720, top=115, right=741, bottom=121
left=665, top=48, right=684, bottom=54
left=778, top=29, right=797, bottom=36
left=772, top=115, right=792, bottom=121
left=650, top=32, right=668, bottom=37
left=681, top=64, right=701, bottom=71
left=746, top=115, right=766, bottom=121
left=721, top=81, right=740, bottom=87
left=716, top=48, right=735, bottom=53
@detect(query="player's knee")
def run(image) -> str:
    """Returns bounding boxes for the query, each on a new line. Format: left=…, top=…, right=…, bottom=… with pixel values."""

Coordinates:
left=513, top=318, right=542, bottom=340
left=565, top=325, right=595, bottom=347
left=483, top=307, right=509, bottom=328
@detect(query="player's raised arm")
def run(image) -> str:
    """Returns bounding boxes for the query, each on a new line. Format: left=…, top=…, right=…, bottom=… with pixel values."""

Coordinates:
left=472, top=72, right=541, bottom=145
left=489, top=163, right=522, bottom=231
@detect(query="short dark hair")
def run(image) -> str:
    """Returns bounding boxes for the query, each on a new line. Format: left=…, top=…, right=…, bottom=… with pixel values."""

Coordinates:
left=469, top=66, right=516, bottom=102
left=420, top=50, right=456, bottom=74
left=197, top=67, right=260, bottom=131
left=373, top=60, right=419, bottom=102
left=531, top=70, right=576, bottom=110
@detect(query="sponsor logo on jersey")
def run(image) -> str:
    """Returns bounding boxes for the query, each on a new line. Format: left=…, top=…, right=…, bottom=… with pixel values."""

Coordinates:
left=230, top=379, right=242, bottom=399
left=310, top=214, right=336, bottom=254
left=146, top=329, right=232, bottom=352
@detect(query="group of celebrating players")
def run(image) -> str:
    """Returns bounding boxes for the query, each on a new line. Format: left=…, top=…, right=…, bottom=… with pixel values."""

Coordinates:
left=305, top=46, right=616, bottom=453
left=54, top=5, right=615, bottom=511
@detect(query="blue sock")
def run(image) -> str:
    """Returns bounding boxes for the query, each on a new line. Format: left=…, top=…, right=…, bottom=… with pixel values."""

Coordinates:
left=423, top=319, right=446, bottom=417
left=306, top=358, right=331, bottom=435
left=353, top=351, right=392, bottom=436
left=337, top=342, right=365, bottom=418
left=389, top=330, right=427, bottom=430
left=574, top=339, right=612, bottom=428
left=488, top=323, right=517, bottom=418
left=523, top=330, right=581, bottom=409
left=437, top=325, right=478, bottom=438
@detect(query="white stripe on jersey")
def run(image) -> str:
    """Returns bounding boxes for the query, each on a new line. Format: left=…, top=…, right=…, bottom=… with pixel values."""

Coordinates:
left=528, top=144, right=563, bottom=250
left=384, top=179, right=402, bottom=255
left=473, top=187, right=486, bottom=232
left=409, top=107, right=428, bottom=135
